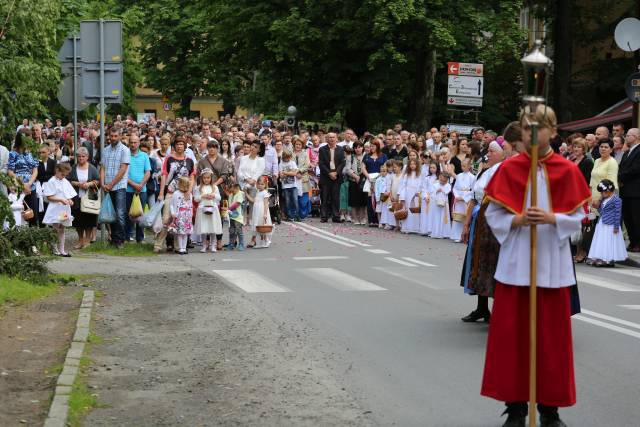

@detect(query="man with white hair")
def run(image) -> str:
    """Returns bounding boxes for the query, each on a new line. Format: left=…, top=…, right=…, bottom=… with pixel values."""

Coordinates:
left=428, top=132, right=444, bottom=153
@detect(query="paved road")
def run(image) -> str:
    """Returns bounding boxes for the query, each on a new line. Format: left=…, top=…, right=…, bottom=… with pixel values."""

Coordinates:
left=182, top=218, right=640, bottom=427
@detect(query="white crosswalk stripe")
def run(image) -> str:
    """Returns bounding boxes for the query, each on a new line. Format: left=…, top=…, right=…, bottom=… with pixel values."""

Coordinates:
left=385, top=257, right=418, bottom=267
left=296, top=268, right=387, bottom=291
left=576, top=272, right=640, bottom=292
left=213, top=270, right=291, bottom=293
left=402, top=257, right=437, bottom=267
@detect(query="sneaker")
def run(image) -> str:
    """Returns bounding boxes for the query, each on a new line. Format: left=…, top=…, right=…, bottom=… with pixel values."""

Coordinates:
left=236, top=244, right=245, bottom=251
left=200, top=247, right=207, bottom=253
left=340, top=214, right=346, bottom=222
left=211, top=246, right=217, bottom=253
left=345, top=215, right=352, bottom=222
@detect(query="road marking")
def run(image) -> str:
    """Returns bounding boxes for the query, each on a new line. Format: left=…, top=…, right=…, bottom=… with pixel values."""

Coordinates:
left=576, top=272, right=640, bottom=292
left=213, top=270, right=291, bottom=293
left=385, top=257, right=418, bottom=267
left=366, top=249, right=390, bottom=254
left=581, top=309, right=640, bottom=331
left=221, top=258, right=277, bottom=262
left=292, top=221, right=372, bottom=247
left=372, top=267, right=440, bottom=290
left=574, top=315, right=640, bottom=340
left=292, top=256, right=349, bottom=261
left=610, top=269, right=640, bottom=279
left=619, top=305, right=640, bottom=310
left=288, top=223, right=355, bottom=247
left=402, top=257, right=437, bottom=267
left=297, top=268, right=386, bottom=291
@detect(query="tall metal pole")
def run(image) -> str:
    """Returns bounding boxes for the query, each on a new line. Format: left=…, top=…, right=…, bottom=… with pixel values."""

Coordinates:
left=99, top=19, right=106, bottom=242
left=72, top=35, right=78, bottom=166
left=528, top=123, right=539, bottom=427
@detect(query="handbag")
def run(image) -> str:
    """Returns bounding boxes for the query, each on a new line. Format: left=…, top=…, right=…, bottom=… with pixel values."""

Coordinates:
left=81, top=187, right=101, bottom=215
left=21, top=202, right=34, bottom=221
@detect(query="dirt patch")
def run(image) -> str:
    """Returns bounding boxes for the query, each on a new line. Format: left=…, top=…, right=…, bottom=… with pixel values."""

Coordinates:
left=0, top=286, right=79, bottom=425
left=84, top=272, right=370, bottom=426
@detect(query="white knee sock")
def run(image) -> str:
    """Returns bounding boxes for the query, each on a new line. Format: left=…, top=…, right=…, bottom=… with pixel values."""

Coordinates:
left=57, top=226, right=66, bottom=254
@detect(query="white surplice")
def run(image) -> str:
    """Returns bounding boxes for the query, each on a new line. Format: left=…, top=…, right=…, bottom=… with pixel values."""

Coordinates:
left=484, top=164, right=585, bottom=288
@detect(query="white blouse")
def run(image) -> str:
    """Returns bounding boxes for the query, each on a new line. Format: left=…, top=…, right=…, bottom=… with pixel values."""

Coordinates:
left=473, top=162, right=501, bottom=203
left=484, top=164, right=584, bottom=288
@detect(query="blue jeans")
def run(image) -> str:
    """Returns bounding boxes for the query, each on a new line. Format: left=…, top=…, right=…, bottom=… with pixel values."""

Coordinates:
left=126, top=191, right=148, bottom=242
left=108, top=189, right=127, bottom=244
left=297, top=192, right=310, bottom=219
left=283, top=187, right=299, bottom=220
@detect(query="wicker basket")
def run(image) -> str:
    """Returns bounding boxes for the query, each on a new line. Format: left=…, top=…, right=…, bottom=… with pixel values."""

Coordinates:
left=391, top=201, right=403, bottom=212
left=452, top=213, right=466, bottom=222
left=256, top=225, right=273, bottom=234
left=409, top=195, right=421, bottom=214
left=394, top=209, right=408, bottom=221
left=380, top=193, right=389, bottom=203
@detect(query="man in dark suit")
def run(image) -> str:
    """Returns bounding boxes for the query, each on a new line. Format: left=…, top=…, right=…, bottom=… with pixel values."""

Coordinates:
left=318, top=132, right=346, bottom=223
left=618, top=128, right=640, bottom=252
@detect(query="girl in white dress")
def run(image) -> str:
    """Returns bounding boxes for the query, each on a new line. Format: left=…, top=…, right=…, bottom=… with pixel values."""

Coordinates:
left=374, top=164, right=388, bottom=227
left=193, top=169, right=222, bottom=253
left=379, top=161, right=393, bottom=229
left=399, top=157, right=422, bottom=234
left=450, top=159, right=476, bottom=242
left=248, top=178, right=273, bottom=248
left=43, top=163, right=76, bottom=256
left=420, top=162, right=438, bottom=236
left=384, top=160, right=403, bottom=231
left=430, top=171, right=452, bottom=239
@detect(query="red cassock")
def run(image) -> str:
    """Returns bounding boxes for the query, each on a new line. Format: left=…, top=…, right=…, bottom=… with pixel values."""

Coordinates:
left=480, top=151, right=591, bottom=407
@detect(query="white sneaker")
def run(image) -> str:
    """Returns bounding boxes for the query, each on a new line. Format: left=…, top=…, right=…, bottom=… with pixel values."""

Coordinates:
left=211, top=246, right=217, bottom=253
left=340, top=214, right=346, bottom=222
left=200, top=246, right=207, bottom=253
left=346, top=215, right=352, bottom=222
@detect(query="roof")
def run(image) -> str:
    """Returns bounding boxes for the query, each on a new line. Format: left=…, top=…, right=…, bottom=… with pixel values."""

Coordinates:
left=557, top=99, right=633, bottom=132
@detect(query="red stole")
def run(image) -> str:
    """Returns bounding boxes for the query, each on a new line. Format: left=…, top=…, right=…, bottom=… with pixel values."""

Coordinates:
left=484, top=151, right=591, bottom=214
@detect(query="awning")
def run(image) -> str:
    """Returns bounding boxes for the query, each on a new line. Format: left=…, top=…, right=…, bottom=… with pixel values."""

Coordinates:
left=558, top=99, right=633, bottom=132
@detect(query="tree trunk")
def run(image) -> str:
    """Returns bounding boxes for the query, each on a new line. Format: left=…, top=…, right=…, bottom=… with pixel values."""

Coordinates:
left=179, top=95, right=193, bottom=118
left=345, top=102, right=367, bottom=135
left=410, top=47, right=436, bottom=133
left=552, top=0, right=572, bottom=123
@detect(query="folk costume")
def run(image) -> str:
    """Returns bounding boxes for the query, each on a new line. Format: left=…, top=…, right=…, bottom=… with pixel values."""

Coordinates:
left=481, top=150, right=590, bottom=411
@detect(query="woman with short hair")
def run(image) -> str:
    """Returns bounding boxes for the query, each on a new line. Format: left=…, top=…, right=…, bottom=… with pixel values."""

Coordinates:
left=69, top=147, right=100, bottom=248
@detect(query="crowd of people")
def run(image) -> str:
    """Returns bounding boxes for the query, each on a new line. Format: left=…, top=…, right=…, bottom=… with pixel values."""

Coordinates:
left=2, top=109, right=640, bottom=427
left=1, top=114, right=638, bottom=262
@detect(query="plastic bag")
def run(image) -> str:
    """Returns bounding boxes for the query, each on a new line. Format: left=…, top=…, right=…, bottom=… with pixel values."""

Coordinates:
left=152, top=210, right=164, bottom=234
left=141, top=201, right=164, bottom=228
left=98, top=193, right=116, bottom=224
left=129, top=194, right=144, bottom=218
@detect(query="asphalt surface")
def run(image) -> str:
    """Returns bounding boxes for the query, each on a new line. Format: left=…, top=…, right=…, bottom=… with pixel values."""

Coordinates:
left=178, top=218, right=640, bottom=427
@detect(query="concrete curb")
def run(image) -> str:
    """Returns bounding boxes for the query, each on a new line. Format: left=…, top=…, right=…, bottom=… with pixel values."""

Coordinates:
left=43, top=290, right=95, bottom=427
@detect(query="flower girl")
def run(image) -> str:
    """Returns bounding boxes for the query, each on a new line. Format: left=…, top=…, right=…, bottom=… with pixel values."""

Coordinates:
left=193, top=169, right=222, bottom=253
left=248, top=177, right=272, bottom=248
left=43, top=163, right=76, bottom=256
left=429, top=171, right=452, bottom=239
left=450, top=159, right=475, bottom=242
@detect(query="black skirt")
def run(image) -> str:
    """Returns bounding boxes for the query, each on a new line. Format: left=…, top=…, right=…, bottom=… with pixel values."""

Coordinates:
left=72, top=208, right=98, bottom=229
left=348, top=180, right=368, bottom=207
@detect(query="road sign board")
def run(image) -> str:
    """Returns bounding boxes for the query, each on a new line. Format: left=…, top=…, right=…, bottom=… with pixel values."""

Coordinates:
left=82, top=63, right=123, bottom=103
left=447, top=62, right=483, bottom=76
left=447, top=96, right=483, bottom=107
left=80, top=20, right=123, bottom=62
left=447, top=75, right=484, bottom=98
left=58, top=65, right=91, bottom=111
left=625, top=72, right=640, bottom=102
left=446, top=123, right=476, bottom=135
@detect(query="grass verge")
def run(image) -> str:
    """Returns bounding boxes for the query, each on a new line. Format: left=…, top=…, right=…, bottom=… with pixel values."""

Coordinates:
left=81, top=241, right=156, bottom=257
left=0, top=275, right=59, bottom=307
left=67, top=332, right=104, bottom=426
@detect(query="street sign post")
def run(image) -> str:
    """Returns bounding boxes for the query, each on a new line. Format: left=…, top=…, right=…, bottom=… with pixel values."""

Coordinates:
left=446, top=61, right=484, bottom=118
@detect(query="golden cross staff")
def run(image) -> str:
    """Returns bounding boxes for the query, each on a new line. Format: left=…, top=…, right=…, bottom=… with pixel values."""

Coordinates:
left=521, top=39, right=551, bottom=427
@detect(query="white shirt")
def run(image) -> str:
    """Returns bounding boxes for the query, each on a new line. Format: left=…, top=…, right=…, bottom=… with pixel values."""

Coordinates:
left=238, top=155, right=265, bottom=189
left=484, top=164, right=585, bottom=288
left=473, top=162, right=501, bottom=202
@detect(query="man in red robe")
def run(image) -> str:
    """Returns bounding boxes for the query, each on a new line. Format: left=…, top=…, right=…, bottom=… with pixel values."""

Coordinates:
left=481, top=105, right=591, bottom=427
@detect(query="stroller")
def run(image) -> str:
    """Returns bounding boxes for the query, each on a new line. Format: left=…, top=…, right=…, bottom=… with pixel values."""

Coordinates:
left=309, top=176, right=322, bottom=217
left=263, top=174, right=282, bottom=224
